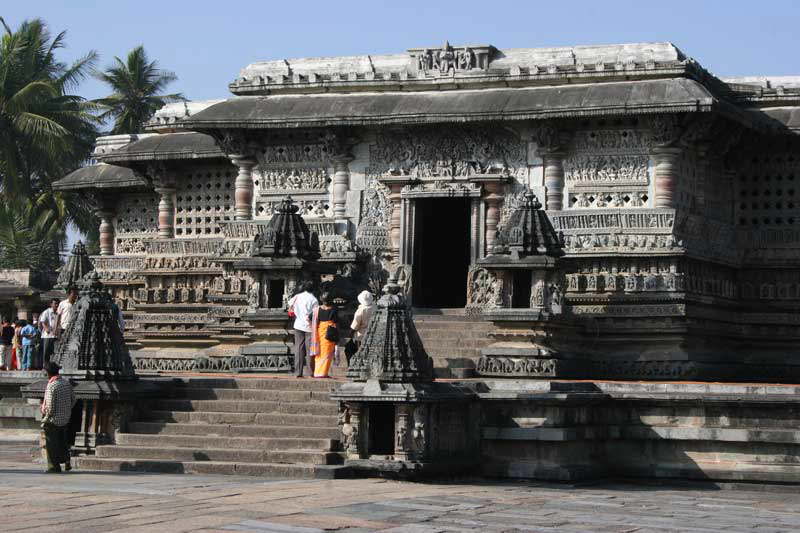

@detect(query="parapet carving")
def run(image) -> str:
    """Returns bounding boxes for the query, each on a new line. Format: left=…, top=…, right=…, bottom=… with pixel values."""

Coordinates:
left=409, top=42, right=495, bottom=75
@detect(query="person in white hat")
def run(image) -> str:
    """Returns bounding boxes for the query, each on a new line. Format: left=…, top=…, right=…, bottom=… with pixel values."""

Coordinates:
left=350, top=290, right=376, bottom=345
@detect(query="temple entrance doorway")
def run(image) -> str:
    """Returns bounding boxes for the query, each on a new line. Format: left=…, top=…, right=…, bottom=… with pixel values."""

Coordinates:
left=412, top=198, right=471, bottom=308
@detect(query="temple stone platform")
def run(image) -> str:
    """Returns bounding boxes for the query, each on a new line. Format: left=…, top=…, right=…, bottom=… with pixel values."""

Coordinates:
left=8, top=370, right=800, bottom=484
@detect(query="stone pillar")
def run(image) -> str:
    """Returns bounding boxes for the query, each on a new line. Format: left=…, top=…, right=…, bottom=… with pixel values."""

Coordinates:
left=394, top=404, right=413, bottom=461
left=154, top=186, right=175, bottom=239
left=96, top=208, right=116, bottom=255
left=331, top=155, right=353, bottom=219
left=344, top=403, right=363, bottom=459
left=652, top=147, right=681, bottom=209
left=543, top=152, right=566, bottom=211
left=387, top=183, right=403, bottom=261
left=230, top=155, right=256, bottom=221
left=483, top=181, right=505, bottom=254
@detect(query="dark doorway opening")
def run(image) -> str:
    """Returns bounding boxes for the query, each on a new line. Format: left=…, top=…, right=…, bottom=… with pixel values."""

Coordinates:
left=368, top=404, right=395, bottom=455
left=413, top=198, right=471, bottom=308
left=267, top=280, right=285, bottom=309
left=512, top=270, right=532, bottom=308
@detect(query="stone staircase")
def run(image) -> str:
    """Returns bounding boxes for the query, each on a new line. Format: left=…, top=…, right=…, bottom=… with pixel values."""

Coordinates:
left=79, top=377, right=349, bottom=478
left=412, top=309, right=493, bottom=378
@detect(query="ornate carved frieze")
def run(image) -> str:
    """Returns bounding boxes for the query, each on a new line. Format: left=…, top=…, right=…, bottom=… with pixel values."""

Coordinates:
left=257, top=167, right=329, bottom=192
left=564, top=128, right=651, bottom=210
left=569, top=303, right=686, bottom=316
left=409, top=42, right=494, bottom=75
left=551, top=210, right=674, bottom=232
left=144, top=239, right=222, bottom=255
left=140, top=255, right=220, bottom=273
left=368, top=125, right=527, bottom=179
left=257, top=143, right=326, bottom=165
left=400, top=180, right=482, bottom=198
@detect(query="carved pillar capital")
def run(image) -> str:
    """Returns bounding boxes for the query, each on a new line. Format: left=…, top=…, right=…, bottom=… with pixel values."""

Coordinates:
left=648, top=114, right=684, bottom=148
left=229, top=155, right=257, bottom=221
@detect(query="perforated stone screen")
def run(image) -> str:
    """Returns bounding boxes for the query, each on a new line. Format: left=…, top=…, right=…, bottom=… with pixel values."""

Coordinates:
left=737, top=154, right=800, bottom=227
left=175, top=166, right=236, bottom=236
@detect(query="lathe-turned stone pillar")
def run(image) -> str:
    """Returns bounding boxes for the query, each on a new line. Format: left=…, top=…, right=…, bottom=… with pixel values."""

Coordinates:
left=230, top=155, right=257, bottom=221
left=154, top=186, right=175, bottom=238
left=543, top=152, right=566, bottom=211
left=482, top=178, right=507, bottom=255
left=387, top=183, right=403, bottom=261
left=331, top=155, right=354, bottom=220
left=95, top=206, right=115, bottom=256
left=536, top=125, right=570, bottom=212
left=652, top=147, right=681, bottom=209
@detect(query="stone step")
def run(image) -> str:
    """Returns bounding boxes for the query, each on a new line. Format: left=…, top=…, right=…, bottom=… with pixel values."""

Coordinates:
left=141, top=410, right=339, bottom=427
left=77, top=457, right=350, bottom=478
left=95, top=445, right=343, bottom=465
left=172, top=388, right=331, bottom=402
left=116, top=432, right=336, bottom=451
left=173, top=378, right=336, bottom=392
left=128, top=421, right=340, bottom=440
left=149, top=399, right=339, bottom=416
left=413, top=321, right=493, bottom=329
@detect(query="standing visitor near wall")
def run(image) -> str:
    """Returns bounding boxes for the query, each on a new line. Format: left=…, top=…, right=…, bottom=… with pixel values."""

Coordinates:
left=309, top=292, right=338, bottom=379
left=40, top=362, right=76, bottom=473
left=19, top=320, right=37, bottom=371
left=55, top=288, right=78, bottom=338
left=0, top=318, right=12, bottom=370
left=39, top=299, right=59, bottom=367
left=288, top=282, right=318, bottom=378
left=11, top=320, right=22, bottom=370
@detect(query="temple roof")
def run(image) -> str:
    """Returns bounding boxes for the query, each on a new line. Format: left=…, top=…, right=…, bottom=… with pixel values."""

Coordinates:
left=231, top=42, right=688, bottom=96
left=99, top=132, right=224, bottom=163
left=53, top=164, right=146, bottom=191
left=756, top=107, right=800, bottom=131
left=184, top=78, right=722, bottom=130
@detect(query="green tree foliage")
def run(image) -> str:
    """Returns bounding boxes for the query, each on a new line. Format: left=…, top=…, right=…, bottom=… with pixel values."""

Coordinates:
left=94, top=45, right=184, bottom=134
left=0, top=17, right=100, bottom=273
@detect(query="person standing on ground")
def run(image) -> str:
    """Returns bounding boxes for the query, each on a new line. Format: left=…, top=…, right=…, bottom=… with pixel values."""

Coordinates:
left=41, top=362, right=76, bottom=473
left=19, top=320, right=37, bottom=371
left=55, top=288, right=79, bottom=338
left=350, top=290, right=376, bottom=345
left=11, top=320, right=22, bottom=370
left=309, top=292, right=339, bottom=379
left=0, top=318, right=13, bottom=370
left=39, top=299, right=59, bottom=367
left=287, top=282, right=318, bottom=377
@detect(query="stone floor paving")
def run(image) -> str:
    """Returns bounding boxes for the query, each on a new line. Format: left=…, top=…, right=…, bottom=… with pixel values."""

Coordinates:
left=2, top=460, right=800, bottom=532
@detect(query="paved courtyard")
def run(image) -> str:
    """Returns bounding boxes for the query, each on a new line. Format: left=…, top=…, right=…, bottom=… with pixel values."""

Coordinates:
left=1, top=448, right=799, bottom=533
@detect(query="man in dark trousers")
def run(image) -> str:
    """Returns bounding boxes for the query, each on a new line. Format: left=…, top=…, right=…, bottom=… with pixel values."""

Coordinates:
left=41, top=362, right=76, bottom=473
left=0, top=318, right=13, bottom=370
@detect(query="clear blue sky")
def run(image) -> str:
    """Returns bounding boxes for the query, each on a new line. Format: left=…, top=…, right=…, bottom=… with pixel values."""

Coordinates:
left=4, top=0, right=800, bottom=104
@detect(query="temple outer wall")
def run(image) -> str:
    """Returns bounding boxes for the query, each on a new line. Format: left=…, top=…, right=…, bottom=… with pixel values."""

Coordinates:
left=477, top=381, right=800, bottom=483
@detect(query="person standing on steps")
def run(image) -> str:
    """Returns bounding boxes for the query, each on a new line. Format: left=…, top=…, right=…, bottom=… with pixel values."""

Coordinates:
left=288, top=282, right=318, bottom=378
left=309, top=292, right=339, bottom=379
left=39, top=299, right=59, bottom=368
left=350, top=290, right=376, bottom=347
left=41, top=362, right=76, bottom=473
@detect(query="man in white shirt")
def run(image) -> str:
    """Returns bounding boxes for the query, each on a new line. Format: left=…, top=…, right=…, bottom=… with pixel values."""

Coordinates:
left=55, top=288, right=79, bottom=337
left=287, top=282, right=318, bottom=377
left=39, top=299, right=59, bottom=366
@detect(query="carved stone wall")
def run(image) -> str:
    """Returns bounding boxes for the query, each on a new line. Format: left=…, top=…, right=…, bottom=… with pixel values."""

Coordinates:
left=736, top=149, right=800, bottom=229
left=254, top=141, right=331, bottom=219
left=564, top=128, right=651, bottom=209
left=114, top=193, right=159, bottom=254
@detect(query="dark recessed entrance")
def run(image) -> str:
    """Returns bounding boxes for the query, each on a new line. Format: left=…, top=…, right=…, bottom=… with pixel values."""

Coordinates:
left=412, top=198, right=471, bottom=308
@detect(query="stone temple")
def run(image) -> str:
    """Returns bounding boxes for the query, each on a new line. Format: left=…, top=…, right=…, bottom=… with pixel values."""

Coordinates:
left=56, top=41, right=800, bottom=382
left=15, top=41, right=800, bottom=483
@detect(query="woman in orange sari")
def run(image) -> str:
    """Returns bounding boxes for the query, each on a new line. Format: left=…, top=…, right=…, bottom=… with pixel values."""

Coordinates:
left=308, top=292, right=338, bottom=378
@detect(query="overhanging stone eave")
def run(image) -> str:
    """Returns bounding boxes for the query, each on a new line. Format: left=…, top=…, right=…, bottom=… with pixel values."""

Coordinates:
left=180, top=101, right=717, bottom=131
left=52, top=164, right=148, bottom=192
left=101, top=149, right=225, bottom=164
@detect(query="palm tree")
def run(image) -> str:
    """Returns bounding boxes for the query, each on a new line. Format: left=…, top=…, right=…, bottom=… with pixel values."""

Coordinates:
left=94, top=46, right=184, bottom=134
left=0, top=17, right=100, bottom=270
